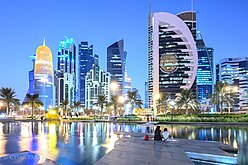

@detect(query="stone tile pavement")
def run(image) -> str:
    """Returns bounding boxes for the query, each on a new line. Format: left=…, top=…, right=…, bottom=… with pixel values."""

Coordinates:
left=94, top=137, right=236, bottom=165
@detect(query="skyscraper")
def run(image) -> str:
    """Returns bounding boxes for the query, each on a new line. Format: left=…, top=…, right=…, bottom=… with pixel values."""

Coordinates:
left=78, top=41, right=94, bottom=106
left=28, top=55, right=36, bottom=95
left=55, top=37, right=76, bottom=106
left=23, top=55, right=36, bottom=103
left=107, top=39, right=125, bottom=95
left=148, top=10, right=198, bottom=114
left=196, top=33, right=214, bottom=103
left=34, top=39, right=54, bottom=110
left=85, top=55, right=110, bottom=109
left=216, top=57, right=248, bottom=111
left=144, top=81, right=148, bottom=108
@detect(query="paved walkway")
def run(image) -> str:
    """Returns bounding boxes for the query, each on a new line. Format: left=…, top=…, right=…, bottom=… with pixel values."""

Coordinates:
left=94, top=137, right=237, bottom=165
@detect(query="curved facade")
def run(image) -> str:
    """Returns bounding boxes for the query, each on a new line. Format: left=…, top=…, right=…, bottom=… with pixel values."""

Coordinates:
left=34, top=42, right=54, bottom=110
left=148, top=12, right=198, bottom=113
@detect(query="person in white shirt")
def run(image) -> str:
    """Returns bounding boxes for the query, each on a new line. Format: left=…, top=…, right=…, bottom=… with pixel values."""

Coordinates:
left=162, top=128, right=170, bottom=141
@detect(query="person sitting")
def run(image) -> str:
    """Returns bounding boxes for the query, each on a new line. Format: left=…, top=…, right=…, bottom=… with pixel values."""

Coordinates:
left=162, top=128, right=170, bottom=141
left=154, top=126, right=162, bottom=141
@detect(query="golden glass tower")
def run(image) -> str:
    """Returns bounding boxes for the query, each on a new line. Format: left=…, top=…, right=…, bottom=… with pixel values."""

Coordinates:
left=34, top=39, right=54, bottom=110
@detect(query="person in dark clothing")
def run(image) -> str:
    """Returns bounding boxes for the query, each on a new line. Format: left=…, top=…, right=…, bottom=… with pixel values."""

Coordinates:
left=154, top=126, right=162, bottom=141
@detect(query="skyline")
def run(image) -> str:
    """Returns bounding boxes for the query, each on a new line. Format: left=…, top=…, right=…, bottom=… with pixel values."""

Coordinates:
left=0, top=0, right=248, bottom=101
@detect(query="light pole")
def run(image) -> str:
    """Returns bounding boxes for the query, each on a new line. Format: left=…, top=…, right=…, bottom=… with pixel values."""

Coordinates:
left=110, top=82, right=118, bottom=95
left=169, top=100, right=175, bottom=138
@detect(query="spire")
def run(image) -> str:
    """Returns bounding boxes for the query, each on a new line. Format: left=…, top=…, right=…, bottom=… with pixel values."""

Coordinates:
left=148, top=1, right=152, bottom=27
left=43, top=37, right=46, bottom=46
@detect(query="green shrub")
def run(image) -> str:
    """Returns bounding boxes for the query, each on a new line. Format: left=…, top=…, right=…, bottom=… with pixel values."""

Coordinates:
left=155, top=114, right=248, bottom=122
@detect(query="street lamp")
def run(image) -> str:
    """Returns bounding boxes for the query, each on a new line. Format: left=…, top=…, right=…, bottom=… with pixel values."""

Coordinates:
left=110, top=82, right=118, bottom=95
left=169, top=100, right=175, bottom=138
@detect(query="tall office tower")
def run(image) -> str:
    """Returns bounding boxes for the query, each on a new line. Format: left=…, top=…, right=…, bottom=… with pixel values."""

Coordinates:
left=78, top=41, right=94, bottom=106
left=216, top=57, right=248, bottom=111
left=85, top=55, right=111, bottom=109
left=23, top=55, right=36, bottom=103
left=144, top=81, right=148, bottom=108
left=34, top=39, right=54, bottom=110
left=196, top=33, right=214, bottom=103
left=28, top=55, right=36, bottom=95
left=56, top=37, right=76, bottom=106
left=123, top=51, right=132, bottom=98
left=107, top=39, right=125, bottom=95
left=148, top=10, right=198, bottom=114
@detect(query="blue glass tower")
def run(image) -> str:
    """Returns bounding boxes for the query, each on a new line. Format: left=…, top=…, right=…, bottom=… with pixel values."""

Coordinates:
left=196, top=34, right=214, bottom=102
left=107, top=39, right=125, bottom=95
left=78, top=41, right=94, bottom=106
left=56, top=37, right=76, bottom=106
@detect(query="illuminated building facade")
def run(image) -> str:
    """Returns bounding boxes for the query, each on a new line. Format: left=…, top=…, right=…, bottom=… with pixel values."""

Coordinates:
left=78, top=41, right=94, bottom=106
left=34, top=40, right=54, bottom=110
left=56, top=37, right=76, bottom=106
left=148, top=11, right=198, bottom=114
left=85, top=55, right=110, bottom=109
left=144, top=81, right=148, bottom=108
left=196, top=34, right=214, bottom=103
left=107, top=39, right=125, bottom=95
left=216, top=57, right=248, bottom=111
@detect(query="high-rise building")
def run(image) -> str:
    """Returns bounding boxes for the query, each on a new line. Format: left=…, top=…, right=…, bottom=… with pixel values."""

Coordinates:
left=28, top=55, right=36, bottom=95
left=55, top=37, right=76, bottom=106
left=34, top=39, right=54, bottom=110
left=144, top=81, right=148, bottom=108
left=107, top=39, right=125, bottom=95
left=85, top=55, right=111, bottom=109
left=123, top=51, right=132, bottom=98
left=148, top=10, right=198, bottom=114
left=23, top=55, right=36, bottom=103
left=196, top=33, right=214, bottom=103
left=216, top=57, right=248, bottom=111
left=78, top=41, right=94, bottom=106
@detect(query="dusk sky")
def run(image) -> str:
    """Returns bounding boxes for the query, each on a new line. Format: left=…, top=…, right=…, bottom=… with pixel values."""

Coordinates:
left=0, top=0, right=248, bottom=101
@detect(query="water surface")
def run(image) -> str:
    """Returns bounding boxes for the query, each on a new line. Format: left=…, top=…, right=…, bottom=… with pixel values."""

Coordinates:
left=0, top=122, right=247, bottom=165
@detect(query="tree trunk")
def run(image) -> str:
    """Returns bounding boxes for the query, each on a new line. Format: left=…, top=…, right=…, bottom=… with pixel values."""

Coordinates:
left=220, top=101, right=223, bottom=114
left=186, top=106, right=188, bottom=115
left=7, top=102, right=10, bottom=117
left=31, top=103, right=34, bottom=118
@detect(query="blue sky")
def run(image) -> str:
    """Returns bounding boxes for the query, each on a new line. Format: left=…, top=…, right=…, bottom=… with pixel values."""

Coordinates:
left=0, top=0, right=248, bottom=101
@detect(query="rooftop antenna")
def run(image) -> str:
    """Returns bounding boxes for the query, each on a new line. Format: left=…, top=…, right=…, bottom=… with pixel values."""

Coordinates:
left=191, top=0, right=194, bottom=30
left=43, top=37, right=46, bottom=46
left=148, top=1, right=152, bottom=27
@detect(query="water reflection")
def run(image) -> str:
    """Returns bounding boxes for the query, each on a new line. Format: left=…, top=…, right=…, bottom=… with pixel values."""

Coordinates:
left=0, top=122, right=247, bottom=165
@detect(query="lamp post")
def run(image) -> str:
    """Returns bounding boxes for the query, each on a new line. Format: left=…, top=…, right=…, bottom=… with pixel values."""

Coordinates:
left=169, top=100, right=175, bottom=138
left=110, top=82, right=118, bottom=95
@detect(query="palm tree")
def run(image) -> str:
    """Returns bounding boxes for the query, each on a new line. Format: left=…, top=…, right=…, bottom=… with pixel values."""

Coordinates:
left=0, top=87, right=20, bottom=116
left=23, top=94, right=43, bottom=118
left=74, top=101, right=82, bottom=116
left=61, top=100, right=70, bottom=118
left=176, top=89, right=197, bottom=114
left=156, top=92, right=169, bottom=114
left=109, top=95, right=119, bottom=116
left=127, top=90, right=143, bottom=114
left=209, top=81, right=234, bottom=113
left=95, top=95, right=107, bottom=117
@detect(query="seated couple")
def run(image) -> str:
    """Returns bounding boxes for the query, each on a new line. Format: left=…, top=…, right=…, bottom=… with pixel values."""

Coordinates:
left=154, top=126, right=170, bottom=141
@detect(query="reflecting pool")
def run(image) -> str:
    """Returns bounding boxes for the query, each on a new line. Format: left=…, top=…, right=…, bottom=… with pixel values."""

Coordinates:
left=0, top=122, right=247, bottom=165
